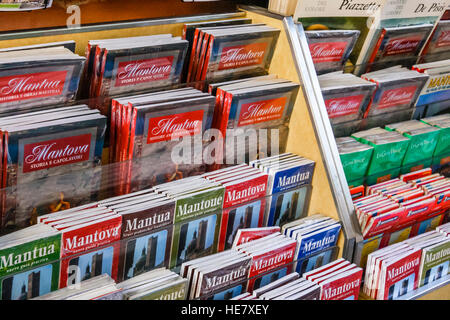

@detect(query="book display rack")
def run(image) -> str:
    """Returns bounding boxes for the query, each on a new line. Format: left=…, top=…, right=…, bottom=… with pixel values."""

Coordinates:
left=0, top=1, right=447, bottom=301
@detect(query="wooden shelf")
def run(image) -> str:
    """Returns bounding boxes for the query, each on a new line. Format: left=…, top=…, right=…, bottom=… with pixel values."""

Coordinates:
left=0, top=0, right=237, bottom=32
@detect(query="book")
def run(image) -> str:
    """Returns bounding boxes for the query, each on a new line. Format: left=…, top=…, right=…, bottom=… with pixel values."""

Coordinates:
left=0, top=47, right=85, bottom=114
left=187, top=24, right=280, bottom=84
left=0, top=224, right=61, bottom=278
left=366, top=24, right=434, bottom=70
left=304, top=29, right=360, bottom=75
left=32, top=274, right=122, bottom=300
left=1, top=260, right=60, bottom=300
left=318, top=72, right=376, bottom=124
left=232, top=226, right=280, bottom=248
left=250, top=153, right=315, bottom=195
left=218, top=198, right=266, bottom=252
left=236, top=233, right=297, bottom=292
left=117, top=268, right=187, bottom=300
left=1, top=107, right=106, bottom=230
left=361, top=67, right=428, bottom=117
left=88, top=35, right=188, bottom=99
left=118, top=226, right=173, bottom=282
left=59, top=243, right=120, bottom=289
left=111, top=88, right=215, bottom=194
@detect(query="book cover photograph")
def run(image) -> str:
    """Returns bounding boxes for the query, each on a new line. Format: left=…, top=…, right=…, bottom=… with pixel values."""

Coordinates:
left=205, top=281, right=246, bottom=300
left=419, top=239, right=450, bottom=287
left=296, top=246, right=339, bottom=276
left=170, top=212, right=221, bottom=269
left=361, top=67, right=428, bottom=117
left=219, top=198, right=266, bottom=251
left=0, top=261, right=60, bottom=300
left=60, top=243, right=120, bottom=289
left=251, top=266, right=289, bottom=292
left=119, top=226, right=173, bottom=282
left=267, top=186, right=310, bottom=227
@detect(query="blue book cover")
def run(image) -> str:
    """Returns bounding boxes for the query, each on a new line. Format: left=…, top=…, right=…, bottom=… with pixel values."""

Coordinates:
left=270, top=162, right=315, bottom=195
left=296, top=223, right=341, bottom=261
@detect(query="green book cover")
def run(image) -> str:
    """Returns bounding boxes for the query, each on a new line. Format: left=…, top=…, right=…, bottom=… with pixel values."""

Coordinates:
left=174, top=187, right=225, bottom=224
left=400, top=131, right=440, bottom=165
left=364, top=139, right=410, bottom=175
left=170, top=212, right=221, bottom=269
left=0, top=234, right=61, bottom=278
left=432, top=126, right=450, bottom=157
left=0, top=261, right=60, bottom=300
left=138, top=278, right=188, bottom=300
left=418, top=239, right=450, bottom=287
left=340, top=147, right=374, bottom=181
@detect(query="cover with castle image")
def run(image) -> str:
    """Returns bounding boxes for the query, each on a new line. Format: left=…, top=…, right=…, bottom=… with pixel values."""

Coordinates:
left=296, top=246, right=339, bottom=276
left=251, top=266, right=289, bottom=292
left=59, top=243, right=120, bottom=289
left=418, top=238, right=450, bottom=287
left=267, top=186, right=310, bottom=227
left=0, top=261, right=60, bottom=300
left=204, top=281, right=246, bottom=300
left=379, top=248, right=422, bottom=300
left=170, top=212, right=221, bottom=269
left=218, top=198, right=266, bottom=252
left=118, top=226, right=173, bottom=282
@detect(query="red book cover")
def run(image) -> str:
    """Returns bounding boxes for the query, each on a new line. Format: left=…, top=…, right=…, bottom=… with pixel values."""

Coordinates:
left=350, top=185, right=365, bottom=200
left=59, top=242, right=120, bottom=289
left=222, top=174, right=268, bottom=208
left=59, top=215, right=122, bottom=258
left=368, top=29, right=387, bottom=66
left=90, top=46, right=103, bottom=98
left=232, top=226, right=280, bottom=248
left=246, top=241, right=297, bottom=291
left=363, top=207, right=406, bottom=238
left=95, top=47, right=108, bottom=98
left=379, top=249, right=421, bottom=300
left=195, top=31, right=208, bottom=82
left=218, top=198, right=266, bottom=252
left=319, top=268, right=363, bottom=300
left=435, top=190, right=450, bottom=210
left=403, top=197, right=436, bottom=223
left=400, top=168, right=432, bottom=182
left=128, top=107, right=138, bottom=160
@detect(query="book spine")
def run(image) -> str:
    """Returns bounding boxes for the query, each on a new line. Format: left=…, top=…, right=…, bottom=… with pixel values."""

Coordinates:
left=199, top=34, right=215, bottom=83
left=110, top=100, right=117, bottom=162
left=367, top=29, right=387, bottom=72
left=187, top=29, right=200, bottom=83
